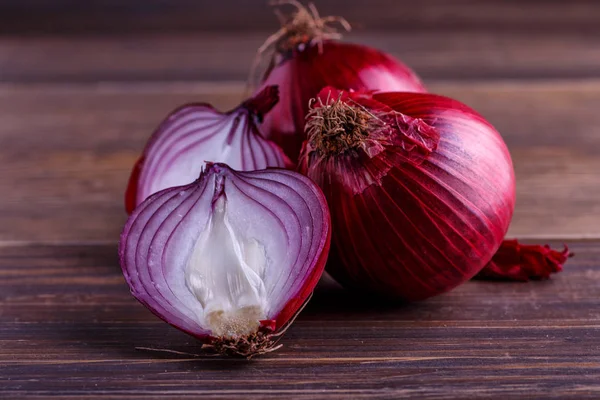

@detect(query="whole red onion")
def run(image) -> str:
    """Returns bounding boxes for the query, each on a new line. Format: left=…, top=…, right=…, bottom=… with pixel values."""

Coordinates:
left=299, top=87, right=515, bottom=301
left=125, top=86, right=290, bottom=214
left=254, top=1, right=425, bottom=161
left=120, top=163, right=331, bottom=357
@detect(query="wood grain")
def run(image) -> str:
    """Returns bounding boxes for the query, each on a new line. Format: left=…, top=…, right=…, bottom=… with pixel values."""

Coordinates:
left=1, top=80, right=599, bottom=243
left=2, top=31, right=600, bottom=83
left=1, top=0, right=599, bottom=34
left=0, top=241, right=598, bottom=399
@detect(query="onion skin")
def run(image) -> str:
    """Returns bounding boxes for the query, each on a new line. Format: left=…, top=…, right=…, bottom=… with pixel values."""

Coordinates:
left=125, top=86, right=291, bottom=214
left=119, top=163, right=331, bottom=356
left=258, top=41, right=425, bottom=161
left=299, top=88, right=515, bottom=301
left=477, top=240, right=571, bottom=281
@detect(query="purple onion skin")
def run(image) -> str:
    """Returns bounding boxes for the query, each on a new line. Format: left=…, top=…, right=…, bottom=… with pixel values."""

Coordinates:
left=299, top=88, right=515, bottom=301
left=119, top=163, right=331, bottom=344
left=257, top=41, right=426, bottom=161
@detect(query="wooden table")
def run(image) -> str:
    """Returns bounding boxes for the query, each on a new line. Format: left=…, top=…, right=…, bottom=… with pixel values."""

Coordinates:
left=1, top=1, right=599, bottom=398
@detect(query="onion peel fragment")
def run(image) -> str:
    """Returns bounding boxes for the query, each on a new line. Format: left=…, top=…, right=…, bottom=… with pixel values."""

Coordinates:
left=476, top=240, right=572, bottom=281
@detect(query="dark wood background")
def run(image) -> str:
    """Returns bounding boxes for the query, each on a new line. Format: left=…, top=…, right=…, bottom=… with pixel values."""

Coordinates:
left=1, top=1, right=599, bottom=398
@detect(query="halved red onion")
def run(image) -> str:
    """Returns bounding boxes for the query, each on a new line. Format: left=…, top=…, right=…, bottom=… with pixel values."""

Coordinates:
left=125, top=86, right=292, bottom=214
left=119, top=163, right=331, bottom=357
left=253, top=1, right=425, bottom=161
left=299, top=87, right=515, bottom=301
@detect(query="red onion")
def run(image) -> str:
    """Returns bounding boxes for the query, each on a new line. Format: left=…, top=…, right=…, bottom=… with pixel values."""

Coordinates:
left=125, top=86, right=291, bottom=214
left=299, top=87, right=515, bottom=301
left=253, top=1, right=425, bottom=161
left=119, top=163, right=331, bottom=357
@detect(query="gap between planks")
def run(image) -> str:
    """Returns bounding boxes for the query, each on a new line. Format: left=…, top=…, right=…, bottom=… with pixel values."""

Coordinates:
left=3, top=78, right=600, bottom=94
left=0, top=237, right=598, bottom=248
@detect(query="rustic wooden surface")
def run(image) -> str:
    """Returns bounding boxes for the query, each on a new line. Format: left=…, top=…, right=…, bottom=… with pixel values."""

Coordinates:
left=1, top=1, right=599, bottom=398
left=2, top=0, right=600, bottom=34
left=2, top=32, right=600, bottom=82
left=1, top=242, right=599, bottom=399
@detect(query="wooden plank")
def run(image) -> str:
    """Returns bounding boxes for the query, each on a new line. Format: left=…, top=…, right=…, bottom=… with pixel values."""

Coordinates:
left=0, top=241, right=599, bottom=399
left=1, top=0, right=599, bottom=34
left=2, top=31, right=600, bottom=83
left=1, top=80, right=599, bottom=243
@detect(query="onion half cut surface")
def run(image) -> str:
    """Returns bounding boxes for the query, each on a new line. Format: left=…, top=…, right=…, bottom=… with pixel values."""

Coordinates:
left=119, top=163, right=331, bottom=357
left=125, top=86, right=291, bottom=213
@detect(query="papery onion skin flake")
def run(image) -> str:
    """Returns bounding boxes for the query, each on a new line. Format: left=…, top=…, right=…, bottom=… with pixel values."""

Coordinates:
left=299, top=87, right=516, bottom=301
left=119, top=163, right=331, bottom=357
left=477, top=240, right=572, bottom=281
